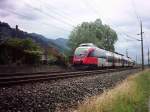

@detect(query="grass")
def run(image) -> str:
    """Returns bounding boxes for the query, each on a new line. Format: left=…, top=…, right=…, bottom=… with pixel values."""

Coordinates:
left=77, top=69, right=150, bottom=112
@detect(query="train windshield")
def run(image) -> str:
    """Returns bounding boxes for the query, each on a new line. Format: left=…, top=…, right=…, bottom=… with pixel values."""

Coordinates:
left=74, top=48, right=88, bottom=57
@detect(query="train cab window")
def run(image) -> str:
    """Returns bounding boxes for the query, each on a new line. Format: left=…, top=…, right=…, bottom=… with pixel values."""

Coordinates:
left=74, top=48, right=88, bottom=57
left=88, top=50, right=95, bottom=57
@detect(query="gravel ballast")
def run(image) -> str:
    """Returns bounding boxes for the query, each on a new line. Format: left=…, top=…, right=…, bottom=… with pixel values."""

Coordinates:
left=0, top=69, right=140, bottom=112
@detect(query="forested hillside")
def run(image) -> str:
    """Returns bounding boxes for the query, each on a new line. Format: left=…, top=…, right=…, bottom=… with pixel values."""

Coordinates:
left=0, top=21, right=68, bottom=52
left=0, top=21, right=68, bottom=65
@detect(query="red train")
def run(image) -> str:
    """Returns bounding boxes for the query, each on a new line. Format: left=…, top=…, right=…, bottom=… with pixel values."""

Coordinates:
left=73, top=43, right=135, bottom=68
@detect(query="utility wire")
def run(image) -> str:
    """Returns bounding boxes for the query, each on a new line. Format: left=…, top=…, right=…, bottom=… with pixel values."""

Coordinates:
left=87, top=0, right=140, bottom=42
left=83, top=1, right=137, bottom=42
left=6, top=9, right=71, bottom=32
left=81, top=0, right=99, bottom=17
left=6, top=9, right=72, bottom=38
left=24, top=2, right=74, bottom=28
left=6, top=0, right=143, bottom=42
left=25, top=0, right=139, bottom=42
left=131, top=0, right=141, bottom=23
left=38, top=0, right=77, bottom=24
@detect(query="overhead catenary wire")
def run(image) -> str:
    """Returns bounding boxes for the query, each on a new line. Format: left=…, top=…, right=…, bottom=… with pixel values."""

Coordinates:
left=38, top=0, right=78, bottom=25
left=119, top=33, right=141, bottom=42
left=130, top=0, right=144, bottom=70
left=24, top=1, right=74, bottom=28
left=14, top=0, right=139, bottom=42
left=6, top=9, right=71, bottom=35
left=5, top=0, right=144, bottom=43
left=24, top=1, right=76, bottom=38
left=3, top=8, right=72, bottom=39
left=131, top=0, right=141, bottom=23
left=81, top=0, right=140, bottom=42
left=80, top=0, right=99, bottom=17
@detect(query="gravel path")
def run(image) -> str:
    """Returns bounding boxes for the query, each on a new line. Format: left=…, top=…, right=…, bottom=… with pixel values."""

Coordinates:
left=0, top=69, right=140, bottom=112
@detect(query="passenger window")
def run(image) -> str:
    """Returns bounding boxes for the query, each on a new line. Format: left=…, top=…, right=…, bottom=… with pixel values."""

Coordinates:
left=108, top=56, right=113, bottom=62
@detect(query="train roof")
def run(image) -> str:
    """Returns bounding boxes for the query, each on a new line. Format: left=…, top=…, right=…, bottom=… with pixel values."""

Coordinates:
left=113, top=52, right=124, bottom=56
left=78, top=43, right=133, bottom=59
left=79, top=43, right=96, bottom=47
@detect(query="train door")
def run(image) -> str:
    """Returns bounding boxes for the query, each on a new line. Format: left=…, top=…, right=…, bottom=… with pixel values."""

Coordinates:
left=97, top=58, right=106, bottom=67
left=106, top=52, right=113, bottom=67
left=97, top=49, right=107, bottom=67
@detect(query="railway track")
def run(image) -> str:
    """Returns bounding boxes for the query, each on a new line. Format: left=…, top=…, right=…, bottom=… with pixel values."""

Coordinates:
left=0, top=67, right=139, bottom=86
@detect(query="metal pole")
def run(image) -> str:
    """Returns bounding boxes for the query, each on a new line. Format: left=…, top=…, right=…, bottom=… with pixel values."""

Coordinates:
left=148, top=48, right=149, bottom=66
left=140, top=21, right=144, bottom=70
left=136, top=55, right=137, bottom=64
left=16, top=25, right=18, bottom=38
left=126, top=49, right=128, bottom=57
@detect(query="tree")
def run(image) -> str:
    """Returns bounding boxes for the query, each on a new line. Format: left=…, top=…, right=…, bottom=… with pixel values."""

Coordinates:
left=68, top=19, right=118, bottom=51
left=0, top=38, right=42, bottom=65
left=100, top=25, right=117, bottom=51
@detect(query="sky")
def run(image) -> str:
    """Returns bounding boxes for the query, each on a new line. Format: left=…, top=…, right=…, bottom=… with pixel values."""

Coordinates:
left=0, top=0, right=150, bottom=64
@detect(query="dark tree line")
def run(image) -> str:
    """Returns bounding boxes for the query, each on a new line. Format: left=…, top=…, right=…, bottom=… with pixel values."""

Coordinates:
left=0, top=38, right=42, bottom=65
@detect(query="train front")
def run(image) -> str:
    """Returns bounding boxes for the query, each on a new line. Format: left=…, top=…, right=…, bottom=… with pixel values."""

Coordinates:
left=73, top=46, right=97, bottom=68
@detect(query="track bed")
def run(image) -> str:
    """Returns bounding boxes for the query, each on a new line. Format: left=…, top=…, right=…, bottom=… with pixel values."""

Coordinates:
left=0, top=68, right=140, bottom=112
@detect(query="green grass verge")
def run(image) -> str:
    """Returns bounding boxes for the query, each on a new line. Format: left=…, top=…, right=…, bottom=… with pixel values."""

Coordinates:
left=78, top=70, right=150, bottom=112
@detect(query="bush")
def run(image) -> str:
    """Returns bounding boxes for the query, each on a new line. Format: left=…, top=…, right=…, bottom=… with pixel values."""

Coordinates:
left=0, top=38, right=42, bottom=65
left=23, top=50, right=42, bottom=65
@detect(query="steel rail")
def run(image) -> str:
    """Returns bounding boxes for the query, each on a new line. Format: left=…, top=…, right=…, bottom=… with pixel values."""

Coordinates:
left=0, top=67, right=139, bottom=86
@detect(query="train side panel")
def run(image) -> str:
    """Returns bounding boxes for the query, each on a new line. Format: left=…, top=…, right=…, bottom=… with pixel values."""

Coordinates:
left=73, top=43, right=135, bottom=69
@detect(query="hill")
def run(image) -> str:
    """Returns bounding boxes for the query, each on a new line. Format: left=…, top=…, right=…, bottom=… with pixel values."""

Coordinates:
left=0, top=21, right=68, bottom=52
left=52, top=38, right=69, bottom=50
